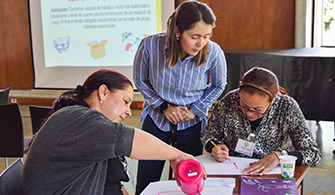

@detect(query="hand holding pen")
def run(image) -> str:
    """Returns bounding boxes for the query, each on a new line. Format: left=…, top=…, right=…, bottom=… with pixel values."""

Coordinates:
left=210, top=141, right=238, bottom=169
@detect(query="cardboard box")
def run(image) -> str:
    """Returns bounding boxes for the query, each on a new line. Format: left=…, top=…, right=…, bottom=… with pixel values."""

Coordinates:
left=87, top=40, right=107, bottom=59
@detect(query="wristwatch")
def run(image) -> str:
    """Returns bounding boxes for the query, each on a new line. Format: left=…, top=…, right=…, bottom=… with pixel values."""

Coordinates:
left=279, top=149, right=288, bottom=156
left=159, top=101, right=169, bottom=111
left=273, top=149, right=288, bottom=161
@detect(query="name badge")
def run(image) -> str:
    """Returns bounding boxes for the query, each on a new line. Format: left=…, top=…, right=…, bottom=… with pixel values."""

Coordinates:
left=235, top=138, right=255, bottom=157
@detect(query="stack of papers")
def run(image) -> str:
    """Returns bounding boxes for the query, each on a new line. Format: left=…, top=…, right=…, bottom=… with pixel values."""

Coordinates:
left=141, top=178, right=235, bottom=195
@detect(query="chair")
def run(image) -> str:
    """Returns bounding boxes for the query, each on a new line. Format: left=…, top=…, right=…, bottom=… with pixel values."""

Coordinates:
left=0, top=103, right=24, bottom=167
left=0, top=87, right=10, bottom=105
left=29, top=105, right=52, bottom=134
left=0, top=158, right=23, bottom=195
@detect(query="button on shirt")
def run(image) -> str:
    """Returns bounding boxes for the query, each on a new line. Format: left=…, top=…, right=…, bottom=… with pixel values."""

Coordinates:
left=133, top=32, right=227, bottom=132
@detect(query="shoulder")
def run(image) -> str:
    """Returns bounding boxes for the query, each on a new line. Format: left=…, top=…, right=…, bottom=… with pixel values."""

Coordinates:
left=206, top=40, right=225, bottom=65
left=210, top=89, right=240, bottom=121
left=55, top=105, right=99, bottom=118
left=50, top=105, right=134, bottom=134
left=208, top=40, right=224, bottom=55
left=50, top=106, right=109, bottom=129
left=222, top=89, right=239, bottom=101
left=141, top=32, right=166, bottom=44
left=138, top=32, right=167, bottom=52
left=216, top=89, right=239, bottom=108
left=274, top=93, right=300, bottom=109
left=271, top=93, right=305, bottom=121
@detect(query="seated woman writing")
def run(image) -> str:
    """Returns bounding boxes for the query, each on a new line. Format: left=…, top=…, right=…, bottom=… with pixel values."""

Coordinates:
left=21, top=69, right=206, bottom=195
left=201, top=67, right=321, bottom=175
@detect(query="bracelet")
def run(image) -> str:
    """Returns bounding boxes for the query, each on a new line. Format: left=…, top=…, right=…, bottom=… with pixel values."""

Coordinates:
left=272, top=151, right=281, bottom=161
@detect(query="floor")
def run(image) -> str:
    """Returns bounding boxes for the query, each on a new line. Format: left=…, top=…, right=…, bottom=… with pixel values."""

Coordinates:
left=1, top=105, right=334, bottom=195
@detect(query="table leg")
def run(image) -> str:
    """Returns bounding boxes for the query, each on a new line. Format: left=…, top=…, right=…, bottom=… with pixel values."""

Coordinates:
left=299, top=179, right=304, bottom=195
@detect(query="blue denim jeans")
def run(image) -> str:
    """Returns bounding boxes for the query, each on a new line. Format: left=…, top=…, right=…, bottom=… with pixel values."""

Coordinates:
left=135, top=116, right=203, bottom=195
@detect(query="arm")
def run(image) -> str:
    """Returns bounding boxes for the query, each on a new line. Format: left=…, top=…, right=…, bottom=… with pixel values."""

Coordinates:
left=200, top=100, right=231, bottom=162
left=244, top=97, right=322, bottom=175
left=287, top=98, right=321, bottom=167
left=200, top=99, right=226, bottom=152
left=190, top=48, right=227, bottom=119
left=133, top=38, right=164, bottom=108
left=130, top=128, right=207, bottom=183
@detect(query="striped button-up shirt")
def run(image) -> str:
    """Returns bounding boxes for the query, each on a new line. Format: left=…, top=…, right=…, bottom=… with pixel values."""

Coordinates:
left=133, top=32, right=227, bottom=132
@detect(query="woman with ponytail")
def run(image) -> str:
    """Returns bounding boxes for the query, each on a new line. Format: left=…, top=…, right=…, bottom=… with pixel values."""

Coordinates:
left=133, top=1, right=227, bottom=194
left=21, top=69, right=206, bottom=195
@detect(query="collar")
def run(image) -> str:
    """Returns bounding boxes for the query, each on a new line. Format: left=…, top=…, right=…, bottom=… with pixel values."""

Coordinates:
left=76, top=99, right=90, bottom=108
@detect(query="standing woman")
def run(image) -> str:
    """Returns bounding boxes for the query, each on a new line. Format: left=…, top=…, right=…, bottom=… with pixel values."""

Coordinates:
left=133, top=1, right=227, bottom=194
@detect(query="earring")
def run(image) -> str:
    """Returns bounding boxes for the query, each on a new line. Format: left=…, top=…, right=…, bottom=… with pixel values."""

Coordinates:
left=100, top=100, right=103, bottom=103
left=176, top=35, right=179, bottom=41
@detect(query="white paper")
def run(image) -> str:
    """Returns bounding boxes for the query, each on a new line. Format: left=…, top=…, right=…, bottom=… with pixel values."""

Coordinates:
left=141, top=178, right=235, bottom=195
left=196, top=154, right=281, bottom=175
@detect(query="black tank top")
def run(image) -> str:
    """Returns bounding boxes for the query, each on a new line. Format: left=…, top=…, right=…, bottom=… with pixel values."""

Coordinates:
left=103, top=157, right=129, bottom=195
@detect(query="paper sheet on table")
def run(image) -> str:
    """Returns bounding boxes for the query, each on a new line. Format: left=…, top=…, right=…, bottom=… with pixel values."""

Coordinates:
left=141, top=178, right=235, bottom=195
left=196, top=154, right=281, bottom=175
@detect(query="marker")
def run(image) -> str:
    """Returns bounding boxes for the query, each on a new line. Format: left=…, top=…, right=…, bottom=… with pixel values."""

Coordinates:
left=210, top=141, right=239, bottom=169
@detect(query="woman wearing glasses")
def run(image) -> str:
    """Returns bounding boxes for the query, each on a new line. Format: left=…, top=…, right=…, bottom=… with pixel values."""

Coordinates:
left=201, top=67, right=321, bottom=175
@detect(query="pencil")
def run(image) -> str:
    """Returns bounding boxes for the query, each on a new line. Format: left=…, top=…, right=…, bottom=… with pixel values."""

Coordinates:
left=210, top=141, right=238, bottom=169
left=210, top=141, right=232, bottom=161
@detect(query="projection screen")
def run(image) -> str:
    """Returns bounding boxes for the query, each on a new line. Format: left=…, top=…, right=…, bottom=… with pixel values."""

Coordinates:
left=29, top=0, right=174, bottom=89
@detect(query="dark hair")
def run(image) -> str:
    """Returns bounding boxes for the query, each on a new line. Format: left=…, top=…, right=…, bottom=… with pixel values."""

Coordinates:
left=53, top=69, right=133, bottom=111
left=238, top=67, right=279, bottom=102
left=166, top=0, right=216, bottom=68
left=25, top=69, right=133, bottom=153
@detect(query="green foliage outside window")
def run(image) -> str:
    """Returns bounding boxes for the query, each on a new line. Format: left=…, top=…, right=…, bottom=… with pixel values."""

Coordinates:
left=324, top=0, right=335, bottom=32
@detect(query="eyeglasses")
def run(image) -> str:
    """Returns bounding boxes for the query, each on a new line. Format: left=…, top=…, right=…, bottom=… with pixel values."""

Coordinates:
left=236, top=102, right=268, bottom=116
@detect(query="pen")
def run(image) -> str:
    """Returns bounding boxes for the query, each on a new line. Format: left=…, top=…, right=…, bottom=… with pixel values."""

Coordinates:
left=210, top=141, right=238, bottom=169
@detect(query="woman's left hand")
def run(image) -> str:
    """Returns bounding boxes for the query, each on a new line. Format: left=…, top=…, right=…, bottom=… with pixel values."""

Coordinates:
left=243, top=153, right=280, bottom=175
left=181, top=109, right=196, bottom=122
left=164, top=105, right=188, bottom=124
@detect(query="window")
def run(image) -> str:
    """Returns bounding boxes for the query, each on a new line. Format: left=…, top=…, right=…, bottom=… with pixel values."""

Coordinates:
left=323, top=0, right=335, bottom=46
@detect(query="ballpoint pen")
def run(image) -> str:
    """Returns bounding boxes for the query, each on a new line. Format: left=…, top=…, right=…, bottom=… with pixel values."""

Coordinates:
left=210, top=141, right=238, bottom=169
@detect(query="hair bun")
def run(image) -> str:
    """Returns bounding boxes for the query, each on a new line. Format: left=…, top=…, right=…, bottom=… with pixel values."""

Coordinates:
left=74, top=85, right=84, bottom=95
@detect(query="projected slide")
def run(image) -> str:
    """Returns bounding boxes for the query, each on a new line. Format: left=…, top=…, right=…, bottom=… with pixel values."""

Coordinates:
left=29, top=0, right=173, bottom=88
left=40, top=0, right=160, bottom=67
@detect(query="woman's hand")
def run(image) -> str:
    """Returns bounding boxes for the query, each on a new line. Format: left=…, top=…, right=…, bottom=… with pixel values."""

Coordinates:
left=211, top=144, right=230, bottom=162
left=164, top=105, right=188, bottom=124
left=181, top=109, right=196, bottom=122
left=243, top=153, right=280, bottom=175
left=169, top=153, right=207, bottom=186
left=131, top=129, right=207, bottom=186
left=121, top=186, right=129, bottom=195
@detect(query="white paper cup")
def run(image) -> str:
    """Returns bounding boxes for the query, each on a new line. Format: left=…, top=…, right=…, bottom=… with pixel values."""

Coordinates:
left=279, top=155, right=297, bottom=178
